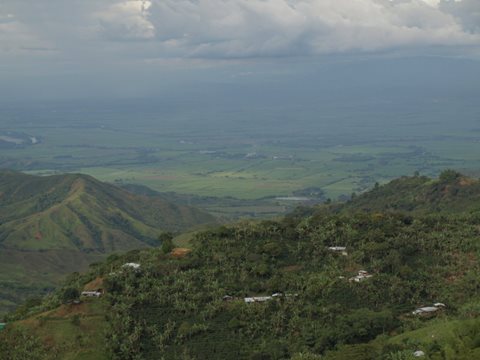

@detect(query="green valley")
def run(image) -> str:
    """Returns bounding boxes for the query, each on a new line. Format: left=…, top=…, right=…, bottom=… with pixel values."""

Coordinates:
left=2, top=173, right=480, bottom=359
left=1, top=95, right=479, bottom=219
left=2, top=4, right=480, bottom=359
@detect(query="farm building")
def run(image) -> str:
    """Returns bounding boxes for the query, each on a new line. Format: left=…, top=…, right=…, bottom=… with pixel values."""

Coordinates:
left=81, top=291, right=102, bottom=297
left=123, top=262, right=141, bottom=270
left=412, top=306, right=439, bottom=315
left=412, top=302, right=446, bottom=316
left=244, top=296, right=272, bottom=303
left=328, top=246, right=346, bottom=251
left=327, top=246, right=348, bottom=256
left=349, top=270, right=373, bottom=282
left=244, top=293, right=298, bottom=303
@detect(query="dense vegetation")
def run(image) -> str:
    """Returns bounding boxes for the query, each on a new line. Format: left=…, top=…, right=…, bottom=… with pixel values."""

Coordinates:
left=2, top=173, right=480, bottom=359
left=336, top=171, right=480, bottom=214
left=100, top=212, right=480, bottom=359
left=0, top=170, right=216, bottom=315
left=3, top=185, right=480, bottom=358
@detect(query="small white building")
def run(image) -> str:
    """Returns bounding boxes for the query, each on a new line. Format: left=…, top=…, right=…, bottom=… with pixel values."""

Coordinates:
left=413, top=350, right=425, bottom=357
left=349, top=270, right=373, bottom=282
left=81, top=291, right=102, bottom=298
left=244, top=296, right=272, bottom=303
left=122, top=263, right=141, bottom=270
left=412, top=306, right=439, bottom=315
left=328, top=246, right=348, bottom=255
left=244, top=292, right=298, bottom=303
left=412, top=303, right=446, bottom=316
left=328, top=246, right=346, bottom=251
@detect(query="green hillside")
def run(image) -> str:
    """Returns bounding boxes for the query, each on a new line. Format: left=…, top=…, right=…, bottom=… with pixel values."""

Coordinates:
left=337, top=170, right=480, bottom=214
left=3, top=189, right=480, bottom=359
left=0, top=170, right=216, bottom=315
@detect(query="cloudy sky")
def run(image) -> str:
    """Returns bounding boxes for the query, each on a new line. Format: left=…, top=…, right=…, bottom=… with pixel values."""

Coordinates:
left=1, top=0, right=479, bottom=100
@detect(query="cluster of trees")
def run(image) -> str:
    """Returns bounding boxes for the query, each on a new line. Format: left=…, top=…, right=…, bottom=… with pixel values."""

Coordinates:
left=0, top=327, right=51, bottom=360
left=3, top=181, right=480, bottom=359
left=93, top=210, right=480, bottom=359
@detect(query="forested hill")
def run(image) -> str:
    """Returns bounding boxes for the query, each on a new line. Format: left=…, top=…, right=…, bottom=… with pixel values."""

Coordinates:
left=0, top=170, right=216, bottom=314
left=3, top=202, right=480, bottom=359
left=336, top=170, right=480, bottom=214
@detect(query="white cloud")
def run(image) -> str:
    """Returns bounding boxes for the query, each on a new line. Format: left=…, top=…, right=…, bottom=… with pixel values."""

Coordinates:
left=1, top=0, right=479, bottom=61
left=421, top=0, right=442, bottom=7
left=94, top=0, right=155, bottom=40
left=441, top=0, right=480, bottom=33
left=103, top=0, right=479, bottom=58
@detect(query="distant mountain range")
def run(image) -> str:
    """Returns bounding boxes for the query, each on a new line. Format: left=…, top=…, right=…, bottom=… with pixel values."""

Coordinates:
left=0, top=170, right=216, bottom=314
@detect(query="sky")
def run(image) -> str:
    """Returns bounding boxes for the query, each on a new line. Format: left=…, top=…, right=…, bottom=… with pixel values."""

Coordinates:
left=0, top=0, right=479, bottom=101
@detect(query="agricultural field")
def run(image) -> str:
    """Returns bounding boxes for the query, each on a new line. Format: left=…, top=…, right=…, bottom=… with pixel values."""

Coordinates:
left=1, top=96, right=479, bottom=218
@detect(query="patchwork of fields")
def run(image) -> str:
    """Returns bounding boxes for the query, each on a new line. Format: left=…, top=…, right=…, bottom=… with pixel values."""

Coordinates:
left=1, top=98, right=479, bottom=217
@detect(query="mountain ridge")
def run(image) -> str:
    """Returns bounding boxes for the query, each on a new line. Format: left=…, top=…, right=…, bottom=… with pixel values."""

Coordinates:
left=0, top=170, right=216, bottom=314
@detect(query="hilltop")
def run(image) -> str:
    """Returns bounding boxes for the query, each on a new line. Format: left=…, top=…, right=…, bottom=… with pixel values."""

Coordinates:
left=334, top=170, right=480, bottom=215
left=0, top=170, right=216, bottom=314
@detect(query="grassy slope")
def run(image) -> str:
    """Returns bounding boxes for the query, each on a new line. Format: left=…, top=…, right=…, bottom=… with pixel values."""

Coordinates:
left=0, top=170, right=216, bottom=314
left=324, top=317, right=480, bottom=359
left=14, top=299, right=109, bottom=360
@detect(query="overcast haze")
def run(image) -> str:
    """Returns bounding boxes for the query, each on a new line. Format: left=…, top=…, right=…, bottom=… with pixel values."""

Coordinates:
left=1, top=0, right=479, bottom=101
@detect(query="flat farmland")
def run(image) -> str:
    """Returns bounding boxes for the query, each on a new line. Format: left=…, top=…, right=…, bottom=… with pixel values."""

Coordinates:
left=1, top=98, right=479, bottom=217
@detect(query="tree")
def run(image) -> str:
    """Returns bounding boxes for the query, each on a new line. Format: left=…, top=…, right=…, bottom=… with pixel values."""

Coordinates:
left=0, top=328, right=50, bottom=360
left=439, top=169, right=461, bottom=182
left=71, top=314, right=81, bottom=326
left=159, top=232, right=175, bottom=254
left=62, top=287, right=80, bottom=304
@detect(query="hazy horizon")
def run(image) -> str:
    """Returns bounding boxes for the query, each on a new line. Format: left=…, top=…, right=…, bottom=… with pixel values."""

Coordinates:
left=1, top=0, right=480, bottom=102
left=1, top=0, right=480, bottom=202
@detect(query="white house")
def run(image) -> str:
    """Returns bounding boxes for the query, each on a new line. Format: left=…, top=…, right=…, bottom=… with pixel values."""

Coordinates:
left=349, top=270, right=373, bottom=282
left=328, top=246, right=346, bottom=251
left=122, top=263, right=141, bottom=270
left=244, top=296, right=272, bottom=303
left=327, top=246, right=348, bottom=255
left=412, top=303, right=446, bottom=316
left=412, top=306, right=439, bottom=315
left=81, top=291, right=102, bottom=298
